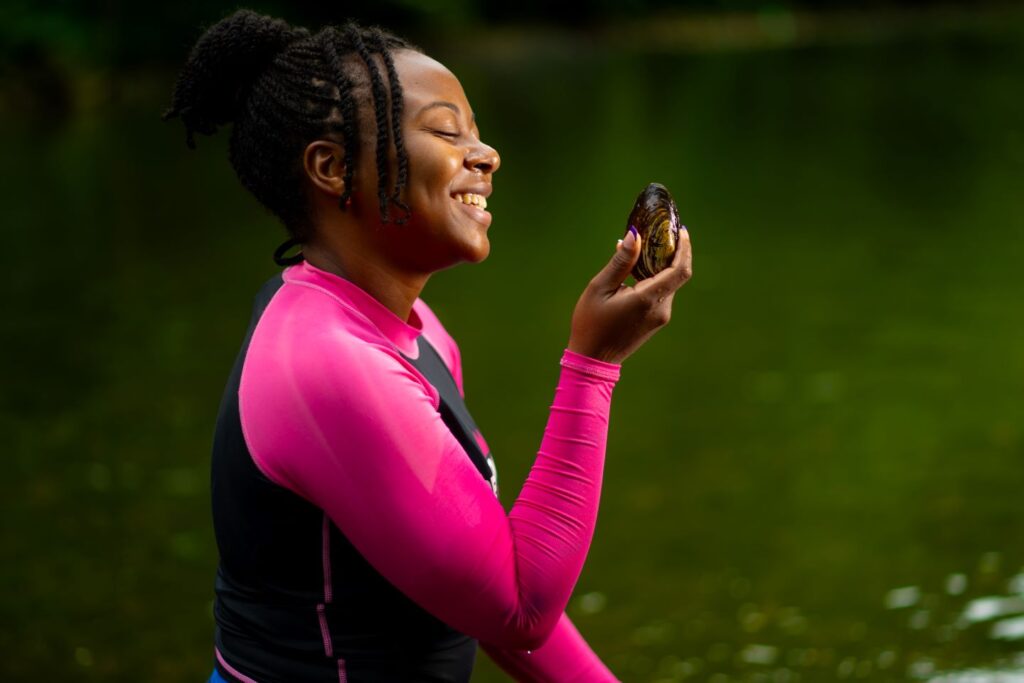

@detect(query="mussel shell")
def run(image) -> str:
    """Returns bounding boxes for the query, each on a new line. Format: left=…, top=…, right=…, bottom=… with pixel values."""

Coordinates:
left=626, top=182, right=681, bottom=281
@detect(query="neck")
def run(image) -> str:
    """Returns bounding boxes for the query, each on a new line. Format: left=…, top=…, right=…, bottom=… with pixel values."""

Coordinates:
left=302, top=241, right=428, bottom=324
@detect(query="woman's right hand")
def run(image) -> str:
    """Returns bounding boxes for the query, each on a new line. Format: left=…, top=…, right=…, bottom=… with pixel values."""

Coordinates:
left=567, top=227, right=693, bottom=365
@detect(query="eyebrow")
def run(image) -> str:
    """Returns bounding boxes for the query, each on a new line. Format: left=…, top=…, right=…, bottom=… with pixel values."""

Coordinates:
left=419, top=101, right=476, bottom=124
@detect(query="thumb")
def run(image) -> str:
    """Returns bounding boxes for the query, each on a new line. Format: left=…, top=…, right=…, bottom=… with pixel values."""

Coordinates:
left=594, top=226, right=640, bottom=293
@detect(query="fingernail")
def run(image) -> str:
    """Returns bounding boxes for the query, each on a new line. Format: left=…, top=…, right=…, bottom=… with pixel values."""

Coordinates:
left=623, top=227, right=636, bottom=248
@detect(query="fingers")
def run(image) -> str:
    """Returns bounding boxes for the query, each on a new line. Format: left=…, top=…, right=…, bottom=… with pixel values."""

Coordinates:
left=636, top=226, right=692, bottom=297
left=674, top=227, right=693, bottom=285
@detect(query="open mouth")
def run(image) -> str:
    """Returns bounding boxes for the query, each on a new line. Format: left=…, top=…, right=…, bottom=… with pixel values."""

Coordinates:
left=451, top=193, right=492, bottom=227
left=452, top=193, right=488, bottom=210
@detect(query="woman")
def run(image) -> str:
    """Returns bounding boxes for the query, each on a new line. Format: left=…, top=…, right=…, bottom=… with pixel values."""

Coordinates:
left=163, top=9, right=692, bottom=682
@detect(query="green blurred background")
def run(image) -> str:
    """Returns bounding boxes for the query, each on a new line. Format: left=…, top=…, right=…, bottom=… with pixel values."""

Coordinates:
left=2, top=1, right=1023, bottom=681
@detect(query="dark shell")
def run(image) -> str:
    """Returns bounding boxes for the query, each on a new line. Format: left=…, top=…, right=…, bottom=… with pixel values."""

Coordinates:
left=625, top=182, right=681, bottom=281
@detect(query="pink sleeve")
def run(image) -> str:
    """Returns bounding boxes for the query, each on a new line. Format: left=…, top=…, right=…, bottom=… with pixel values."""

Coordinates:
left=481, top=611, right=621, bottom=682
left=242, top=336, right=621, bottom=651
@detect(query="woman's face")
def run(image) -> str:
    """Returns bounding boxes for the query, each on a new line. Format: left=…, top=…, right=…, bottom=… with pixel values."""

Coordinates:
left=350, top=49, right=502, bottom=271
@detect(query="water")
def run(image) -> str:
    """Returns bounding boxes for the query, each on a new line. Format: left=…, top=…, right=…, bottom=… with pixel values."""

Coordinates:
left=2, top=19, right=1023, bottom=682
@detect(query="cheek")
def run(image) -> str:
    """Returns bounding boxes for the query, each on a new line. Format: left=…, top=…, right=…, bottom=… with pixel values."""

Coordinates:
left=404, top=141, right=463, bottom=197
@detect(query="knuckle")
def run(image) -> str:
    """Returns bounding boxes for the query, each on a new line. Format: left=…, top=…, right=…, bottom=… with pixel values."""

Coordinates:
left=642, top=297, right=670, bottom=325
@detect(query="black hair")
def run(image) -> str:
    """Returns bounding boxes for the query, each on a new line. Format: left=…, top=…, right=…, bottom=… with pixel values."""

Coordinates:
left=160, top=9, right=422, bottom=265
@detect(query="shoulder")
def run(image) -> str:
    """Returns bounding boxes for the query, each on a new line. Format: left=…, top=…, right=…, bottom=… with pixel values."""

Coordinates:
left=242, top=280, right=442, bottom=424
left=239, top=281, right=443, bottom=484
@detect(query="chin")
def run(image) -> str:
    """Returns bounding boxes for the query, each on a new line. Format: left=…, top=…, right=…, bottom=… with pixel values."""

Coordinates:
left=466, top=235, right=490, bottom=263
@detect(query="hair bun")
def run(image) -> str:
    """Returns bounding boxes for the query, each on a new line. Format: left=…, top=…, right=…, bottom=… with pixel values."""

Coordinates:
left=162, top=9, right=309, bottom=149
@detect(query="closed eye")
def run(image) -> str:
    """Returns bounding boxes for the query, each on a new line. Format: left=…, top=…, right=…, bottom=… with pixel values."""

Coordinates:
left=433, top=130, right=460, bottom=138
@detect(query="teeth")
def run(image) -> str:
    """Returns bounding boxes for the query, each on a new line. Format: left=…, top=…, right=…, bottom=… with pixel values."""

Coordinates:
left=454, top=193, right=488, bottom=210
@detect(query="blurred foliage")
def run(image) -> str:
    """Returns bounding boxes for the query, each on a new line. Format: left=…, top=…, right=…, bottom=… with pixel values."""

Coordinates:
left=3, top=1, right=1023, bottom=124
left=0, top=0, right=1020, bottom=68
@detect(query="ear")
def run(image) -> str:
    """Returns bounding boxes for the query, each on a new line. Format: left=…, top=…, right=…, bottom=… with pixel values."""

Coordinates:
left=303, top=140, right=348, bottom=197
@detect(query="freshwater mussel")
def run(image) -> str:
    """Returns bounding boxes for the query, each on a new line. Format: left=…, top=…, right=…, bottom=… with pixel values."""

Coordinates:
left=625, top=182, right=682, bottom=281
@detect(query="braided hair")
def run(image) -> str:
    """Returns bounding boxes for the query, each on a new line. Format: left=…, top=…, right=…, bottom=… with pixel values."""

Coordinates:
left=161, top=9, right=422, bottom=265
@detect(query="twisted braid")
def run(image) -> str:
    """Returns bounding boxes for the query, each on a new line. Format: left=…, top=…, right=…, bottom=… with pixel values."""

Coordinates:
left=161, top=9, right=421, bottom=262
left=369, top=26, right=412, bottom=225
left=318, top=29, right=360, bottom=213
left=343, top=23, right=395, bottom=225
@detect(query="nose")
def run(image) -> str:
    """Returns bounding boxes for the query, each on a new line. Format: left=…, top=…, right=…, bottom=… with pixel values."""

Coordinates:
left=466, top=141, right=500, bottom=175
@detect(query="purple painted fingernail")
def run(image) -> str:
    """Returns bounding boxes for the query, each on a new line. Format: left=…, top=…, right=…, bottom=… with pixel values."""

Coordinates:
left=629, top=225, right=638, bottom=239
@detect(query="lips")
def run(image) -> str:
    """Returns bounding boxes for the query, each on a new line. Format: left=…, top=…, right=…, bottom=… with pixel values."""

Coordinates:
left=452, top=185, right=492, bottom=198
left=453, top=195, right=492, bottom=228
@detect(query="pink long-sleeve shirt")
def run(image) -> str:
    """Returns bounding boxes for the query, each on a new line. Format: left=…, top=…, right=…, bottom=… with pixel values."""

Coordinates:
left=210, top=258, right=621, bottom=682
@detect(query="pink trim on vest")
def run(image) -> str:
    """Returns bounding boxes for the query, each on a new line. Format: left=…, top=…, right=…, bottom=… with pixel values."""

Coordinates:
left=215, top=646, right=262, bottom=683
left=317, top=603, right=333, bottom=657
left=322, top=512, right=333, bottom=604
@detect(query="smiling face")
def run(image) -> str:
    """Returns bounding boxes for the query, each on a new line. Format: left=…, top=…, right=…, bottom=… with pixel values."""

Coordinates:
left=307, top=48, right=501, bottom=273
